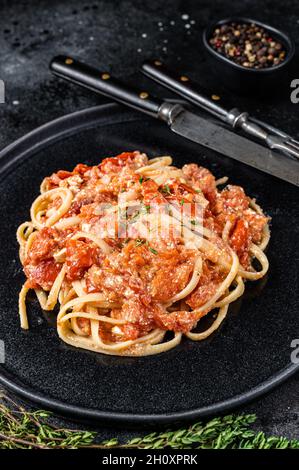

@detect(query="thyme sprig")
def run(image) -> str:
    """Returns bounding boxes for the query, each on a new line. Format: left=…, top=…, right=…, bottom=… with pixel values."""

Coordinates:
left=103, top=415, right=299, bottom=449
left=0, top=390, right=298, bottom=449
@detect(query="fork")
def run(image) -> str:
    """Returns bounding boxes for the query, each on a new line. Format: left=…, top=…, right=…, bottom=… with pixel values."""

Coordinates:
left=249, top=115, right=299, bottom=159
left=142, top=60, right=299, bottom=161
left=225, top=108, right=299, bottom=160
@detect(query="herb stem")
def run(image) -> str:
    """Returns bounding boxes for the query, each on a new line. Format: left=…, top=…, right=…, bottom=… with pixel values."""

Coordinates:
left=0, top=432, right=50, bottom=449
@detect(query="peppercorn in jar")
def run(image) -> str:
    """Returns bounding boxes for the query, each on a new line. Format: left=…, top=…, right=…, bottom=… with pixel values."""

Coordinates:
left=209, top=22, right=286, bottom=69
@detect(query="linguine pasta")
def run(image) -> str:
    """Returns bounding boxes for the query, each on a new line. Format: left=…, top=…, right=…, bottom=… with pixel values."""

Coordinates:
left=17, top=151, right=270, bottom=356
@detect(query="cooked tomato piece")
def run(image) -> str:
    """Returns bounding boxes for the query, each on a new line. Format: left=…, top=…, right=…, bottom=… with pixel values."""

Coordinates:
left=26, top=228, right=58, bottom=264
left=119, top=298, right=148, bottom=324
left=154, top=310, right=197, bottom=333
left=186, top=261, right=224, bottom=310
left=151, top=262, right=193, bottom=302
left=141, top=179, right=165, bottom=205
left=24, top=259, right=61, bottom=291
left=99, top=152, right=135, bottom=173
left=230, top=219, right=249, bottom=253
left=182, top=164, right=216, bottom=202
left=65, top=239, right=97, bottom=281
left=203, top=208, right=224, bottom=236
left=56, top=170, right=73, bottom=179
left=230, top=219, right=250, bottom=267
left=73, top=163, right=91, bottom=174
left=66, top=201, right=82, bottom=216
left=167, top=181, right=196, bottom=201
left=213, top=185, right=249, bottom=217
left=244, top=212, right=268, bottom=245
left=47, top=164, right=91, bottom=187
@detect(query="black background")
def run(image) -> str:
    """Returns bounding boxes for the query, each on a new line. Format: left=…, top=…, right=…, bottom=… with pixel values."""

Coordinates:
left=0, top=0, right=298, bottom=441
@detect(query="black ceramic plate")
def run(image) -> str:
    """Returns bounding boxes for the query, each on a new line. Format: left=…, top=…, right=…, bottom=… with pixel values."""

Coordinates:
left=0, top=103, right=298, bottom=426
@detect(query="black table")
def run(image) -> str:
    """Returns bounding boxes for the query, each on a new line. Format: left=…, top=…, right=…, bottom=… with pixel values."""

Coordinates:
left=0, top=0, right=298, bottom=440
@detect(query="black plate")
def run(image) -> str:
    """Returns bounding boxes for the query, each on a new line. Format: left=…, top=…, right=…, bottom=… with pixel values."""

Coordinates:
left=0, top=103, right=298, bottom=426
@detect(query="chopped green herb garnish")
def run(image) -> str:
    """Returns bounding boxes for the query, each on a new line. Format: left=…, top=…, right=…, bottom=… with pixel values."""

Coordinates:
left=195, top=189, right=202, bottom=193
left=129, top=210, right=140, bottom=223
left=141, top=204, right=150, bottom=214
left=160, top=184, right=171, bottom=195
left=139, top=176, right=144, bottom=184
left=148, top=246, right=158, bottom=255
left=135, top=238, right=145, bottom=247
left=190, top=219, right=197, bottom=225
left=180, top=198, right=185, bottom=205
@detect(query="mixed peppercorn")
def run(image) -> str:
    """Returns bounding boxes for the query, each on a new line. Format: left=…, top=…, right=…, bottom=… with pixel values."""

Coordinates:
left=209, top=22, right=286, bottom=69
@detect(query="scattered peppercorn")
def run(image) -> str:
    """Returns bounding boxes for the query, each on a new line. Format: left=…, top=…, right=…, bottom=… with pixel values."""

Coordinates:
left=209, top=22, right=287, bottom=69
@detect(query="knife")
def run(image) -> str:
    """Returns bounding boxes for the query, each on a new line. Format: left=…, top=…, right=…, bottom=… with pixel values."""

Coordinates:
left=142, top=60, right=299, bottom=162
left=50, top=56, right=299, bottom=187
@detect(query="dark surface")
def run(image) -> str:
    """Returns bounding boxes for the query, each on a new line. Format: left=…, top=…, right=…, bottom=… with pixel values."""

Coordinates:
left=0, top=0, right=298, bottom=439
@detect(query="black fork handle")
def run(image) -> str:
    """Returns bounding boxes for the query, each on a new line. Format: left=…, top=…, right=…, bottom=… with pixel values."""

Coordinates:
left=50, top=55, right=165, bottom=119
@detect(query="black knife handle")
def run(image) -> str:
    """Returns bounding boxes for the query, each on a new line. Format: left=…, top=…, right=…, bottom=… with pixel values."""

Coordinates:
left=50, top=55, right=163, bottom=118
left=142, top=59, right=229, bottom=121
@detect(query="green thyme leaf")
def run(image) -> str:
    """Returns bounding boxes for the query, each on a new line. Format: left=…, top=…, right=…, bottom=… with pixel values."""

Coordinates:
left=141, top=204, right=150, bottom=214
left=160, top=184, right=171, bottom=195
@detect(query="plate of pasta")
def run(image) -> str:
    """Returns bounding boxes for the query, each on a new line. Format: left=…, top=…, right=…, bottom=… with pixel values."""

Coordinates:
left=0, top=103, right=298, bottom=424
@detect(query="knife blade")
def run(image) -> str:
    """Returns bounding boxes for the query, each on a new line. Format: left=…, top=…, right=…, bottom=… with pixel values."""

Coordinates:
left=50, top=56, right=299, bottom=187
left=169, top=108, right=299, bottom=187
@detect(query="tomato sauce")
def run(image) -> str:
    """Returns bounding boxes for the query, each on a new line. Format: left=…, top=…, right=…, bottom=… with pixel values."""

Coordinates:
left=23, top=154, right=268, bottom=337
left=65, top=239, right=98, bottom=281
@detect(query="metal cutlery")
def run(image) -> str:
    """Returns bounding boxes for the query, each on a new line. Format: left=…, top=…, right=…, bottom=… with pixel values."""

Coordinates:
left=142, top=60, right=299, bottom=160
left=50, top=55, right=299, bottom=186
